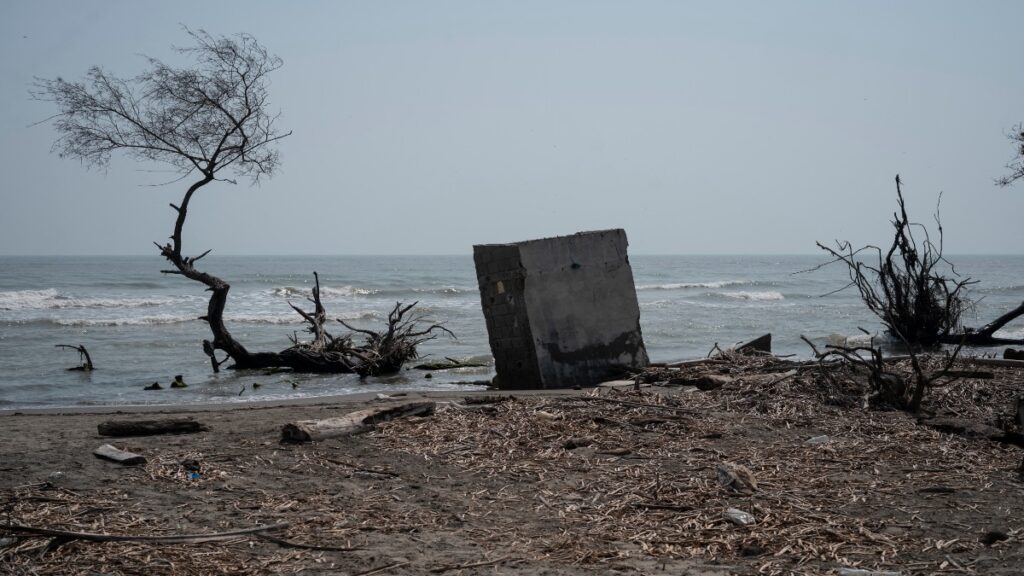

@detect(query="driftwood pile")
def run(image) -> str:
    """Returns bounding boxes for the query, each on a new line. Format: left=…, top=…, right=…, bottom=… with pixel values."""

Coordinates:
left=2, top=351, right=1022, bottom=574
left=372, top=352, right=1023, bottom=573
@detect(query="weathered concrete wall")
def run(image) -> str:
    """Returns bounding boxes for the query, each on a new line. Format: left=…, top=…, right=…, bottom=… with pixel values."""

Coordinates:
left=473, top=229, right=648, bottom=389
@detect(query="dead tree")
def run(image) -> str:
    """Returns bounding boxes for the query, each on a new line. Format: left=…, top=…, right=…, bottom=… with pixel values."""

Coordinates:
left=997, top=122, right=1024, bottom=188
left=816, top=175, right=1024, bottom=347
left=55, top=344, right=93, bottom=371
left=801, top=333, right=963, bottom=412
left=339, top=302, right=455, bottom=376
left=33, top=30, right=448, bottom=375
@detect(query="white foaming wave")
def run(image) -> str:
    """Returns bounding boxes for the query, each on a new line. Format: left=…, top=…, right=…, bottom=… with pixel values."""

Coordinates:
left=0, top=288, right=177, bottom=311
left=413, top=287, right=465, bottom=295
left=719, top=291, right=785, bottom=301
left=322, top=285, right=378, bottom=297
left=50, top=310, right=381, bottom=327
left=272, top=285, right=378, bottom=298
left=637, top=280, right=751, bottom=291
left=54, top=314, right=195, bottom=327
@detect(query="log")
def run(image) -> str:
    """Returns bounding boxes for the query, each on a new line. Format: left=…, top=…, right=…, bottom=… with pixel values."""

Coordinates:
left=93, top=444, right=146, bottom=465
left=736, top=333, right=771, bottom=355
left=281, top=401, right=435, bottom=443
left=97, top=418, right=208, bottom=437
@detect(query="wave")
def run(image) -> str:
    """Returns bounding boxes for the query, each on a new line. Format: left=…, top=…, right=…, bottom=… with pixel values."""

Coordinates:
left=271, top=285, right=379, bottom=298
left=47, top=310, right=381, bottom=327
left=993, top=327, right=1024, bottom=340
left=716, top=291, right=785, bottom=301
left=637, top=280, right=752, bottom=291
left=0, top=288, right=178, bottom=311
left=413, top=287, right=467, bottom=295
left=271, top=285, right=473, bottom=299
left=54, top=314, right=196, bottom=327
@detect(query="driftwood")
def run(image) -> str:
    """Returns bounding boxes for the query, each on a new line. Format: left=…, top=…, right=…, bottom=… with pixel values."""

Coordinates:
left=93, top=444, right=146, bottom=465
left=97, top=418, right=208, bottom=437
left=815, top=175, right=1024, bottom=347
left=413, top=357, right=488, bottom=371
left=55, top=344, right=93, bottom=371
left=1, top=522, right=288, bottom=544
left=281, top=401, right=436, bottom=443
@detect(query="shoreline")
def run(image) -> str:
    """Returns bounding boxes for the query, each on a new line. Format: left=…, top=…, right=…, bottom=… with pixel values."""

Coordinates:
left=0, top=386, right=586, bottom=417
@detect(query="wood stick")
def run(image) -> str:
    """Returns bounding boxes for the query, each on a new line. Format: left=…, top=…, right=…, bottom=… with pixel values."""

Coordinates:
left=0, top=522, right=289, bottom=544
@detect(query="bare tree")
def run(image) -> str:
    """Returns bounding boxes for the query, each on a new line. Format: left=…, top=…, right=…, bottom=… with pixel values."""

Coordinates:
left=816, top=175, right=1024, bottom=347
left=33, top=29, right=448, bottom=374
left=996, top=123, right=1024, bottom=187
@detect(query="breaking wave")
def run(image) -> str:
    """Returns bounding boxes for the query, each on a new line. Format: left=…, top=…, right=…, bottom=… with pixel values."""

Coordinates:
left=0, top=288, right=177, bottom=311
left=271, top=285, right=379, bottom=298
left=637, top=280, right=752, bottom=291
left=46, top=310, right=381, bottom=327
left=716, top=291, right=785, bottom=301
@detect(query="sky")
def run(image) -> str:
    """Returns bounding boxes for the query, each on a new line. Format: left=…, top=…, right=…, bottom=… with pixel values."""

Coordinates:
left=1, top=0, right=1023, bottom=255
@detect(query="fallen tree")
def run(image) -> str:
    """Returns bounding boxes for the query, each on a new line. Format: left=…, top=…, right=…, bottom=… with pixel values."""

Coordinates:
left=34, top=29, right=449, bottom=375
left=816, top=175, right=1024, bottom=348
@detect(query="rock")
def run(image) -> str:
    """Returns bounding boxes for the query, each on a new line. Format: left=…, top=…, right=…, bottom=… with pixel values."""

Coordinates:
left=736, top=333, right=771, bottom=354
left=919, top=416, right=1005, bottom=442
left=695, top=374, right=733, bottom=391
left=171, top=375, right=187, bottom=388
left=717, top=462, right=757, bottom=494
left=563, top=437, right=594, bottom=450
left=724, top=508, right=755, bottom=526
left=738, top=543, right=767, bottom=556
left=804, top=435, right=830, bottom=445
left=980, top=529, right=1010, bottom=546
left=144, top=382, right=162, bottom=391
left=1004, top=348, right=1024, bottom=360
left=47, top=471, right=65, bottom=483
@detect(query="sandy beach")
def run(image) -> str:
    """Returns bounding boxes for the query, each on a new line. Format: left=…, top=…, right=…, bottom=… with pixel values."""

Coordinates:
left=2, top=354, right=1022, bottom=575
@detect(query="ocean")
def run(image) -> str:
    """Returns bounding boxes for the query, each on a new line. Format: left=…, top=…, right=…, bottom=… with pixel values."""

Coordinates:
left=2, top=255, right=1022, bottom=409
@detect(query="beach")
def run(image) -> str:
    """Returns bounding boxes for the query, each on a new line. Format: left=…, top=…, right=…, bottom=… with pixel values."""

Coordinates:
left=3, top=355, right=1022, bottom=575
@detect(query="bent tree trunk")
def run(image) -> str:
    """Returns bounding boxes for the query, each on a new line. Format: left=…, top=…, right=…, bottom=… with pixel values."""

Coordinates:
left=940, top=301, right=1024, bottom=346
left=158, top=176, right=449, bottom=375
left=157, top=176, right=360, bottom=373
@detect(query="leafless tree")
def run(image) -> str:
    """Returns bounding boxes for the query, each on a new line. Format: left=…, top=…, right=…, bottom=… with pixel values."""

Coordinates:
left=33, top=29, right=448, bottom=374
left=815, top=175, right=1024, bottom=348
left=996, top=123, right=1024, bottom=187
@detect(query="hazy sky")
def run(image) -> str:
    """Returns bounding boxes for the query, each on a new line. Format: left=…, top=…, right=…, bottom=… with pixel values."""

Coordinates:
left=2, top=1, right=1023, bottom=255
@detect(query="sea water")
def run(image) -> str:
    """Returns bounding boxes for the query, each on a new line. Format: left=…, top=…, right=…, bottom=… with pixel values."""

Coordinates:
left=1, top=255, right=1022, bottom=409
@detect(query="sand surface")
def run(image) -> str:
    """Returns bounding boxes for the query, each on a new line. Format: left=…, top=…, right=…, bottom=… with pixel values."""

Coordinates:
left=1, top=357, right=1022, bottom=575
